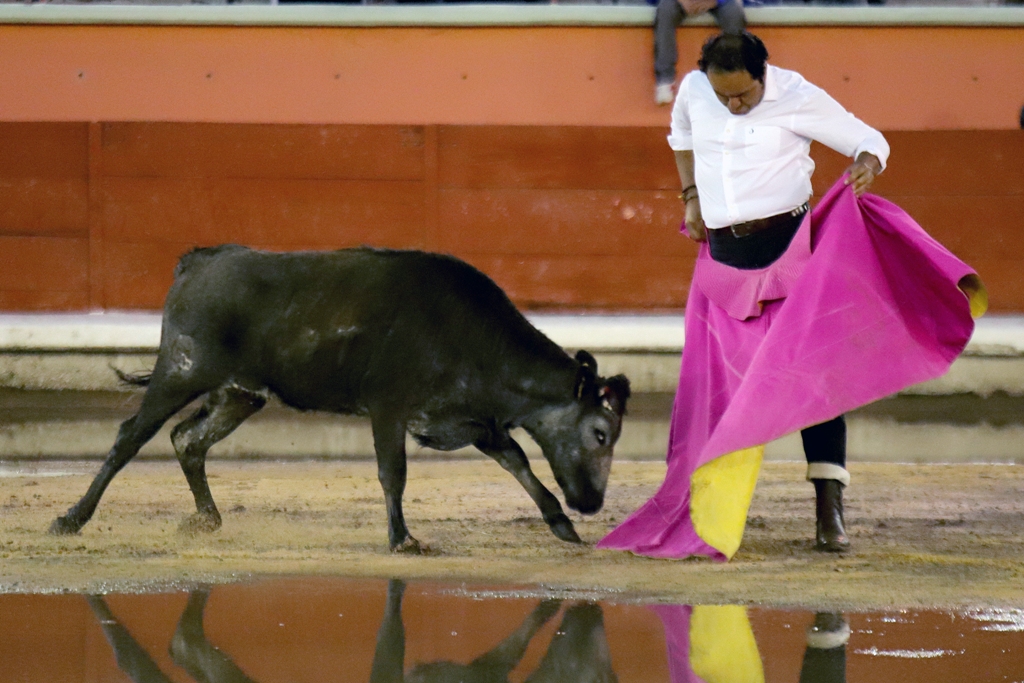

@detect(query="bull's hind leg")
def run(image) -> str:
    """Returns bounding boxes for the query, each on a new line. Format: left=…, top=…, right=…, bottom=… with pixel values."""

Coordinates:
left=370, top=414, right=420, bottom=553
left=171, top=385, right=267, bottom=536
left=49, top=382, right=201, bottom=535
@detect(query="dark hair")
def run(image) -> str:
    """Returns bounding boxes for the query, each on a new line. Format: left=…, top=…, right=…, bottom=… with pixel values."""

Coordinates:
left=698, top=32, right=769, bottom=82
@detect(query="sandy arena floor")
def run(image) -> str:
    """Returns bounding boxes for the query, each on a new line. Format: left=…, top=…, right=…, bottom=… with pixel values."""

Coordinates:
left=1, top=458, right=1023, bottom=609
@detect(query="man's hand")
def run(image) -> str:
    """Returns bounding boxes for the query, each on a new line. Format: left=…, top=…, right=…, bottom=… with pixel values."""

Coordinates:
left=845, top=152, right=882, bottom=197
left=680, top=0, right=718, bottom=15
left=684, top=198, right=707, bottom=242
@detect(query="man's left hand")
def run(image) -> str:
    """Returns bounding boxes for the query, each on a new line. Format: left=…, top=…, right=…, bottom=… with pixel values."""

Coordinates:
left=845, top=153, right=882, bottom=197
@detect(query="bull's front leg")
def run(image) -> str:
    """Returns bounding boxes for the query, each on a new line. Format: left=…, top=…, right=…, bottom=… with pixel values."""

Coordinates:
left=370, top=415, right=420, bottom=554
left=476, top=432, right=583, bottom=544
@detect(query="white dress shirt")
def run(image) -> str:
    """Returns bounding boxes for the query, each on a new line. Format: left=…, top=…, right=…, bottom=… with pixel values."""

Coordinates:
left=668, top=65, right=890, bottom=230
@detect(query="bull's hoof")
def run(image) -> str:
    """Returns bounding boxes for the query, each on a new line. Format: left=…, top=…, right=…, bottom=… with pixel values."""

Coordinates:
left=549, top=515, right=584, bottom=544
left=390, top=537, right=422, bottom=554
left=177, top=513, right=222, bottom=536
left=48, top=516, right=82, bottom=536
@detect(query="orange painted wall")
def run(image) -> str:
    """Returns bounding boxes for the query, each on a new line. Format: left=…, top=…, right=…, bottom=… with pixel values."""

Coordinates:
left=0, top=24, right=1022, bottom=312
left=1, top=25, right=1022, bottom=129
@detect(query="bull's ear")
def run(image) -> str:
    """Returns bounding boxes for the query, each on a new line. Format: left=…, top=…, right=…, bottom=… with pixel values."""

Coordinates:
left=575, top=349, right=598, bottom=372
left=573, top=350, right=598, bottom=399
left=599, top=374, right=631, bottom=416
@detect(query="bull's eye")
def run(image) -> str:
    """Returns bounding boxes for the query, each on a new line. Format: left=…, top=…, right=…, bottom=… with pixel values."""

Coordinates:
left=594, top=428, right=607, bottom=446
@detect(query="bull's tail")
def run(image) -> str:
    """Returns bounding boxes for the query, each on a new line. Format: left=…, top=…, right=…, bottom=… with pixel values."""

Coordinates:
left=112, top=366, right=153, bottom=387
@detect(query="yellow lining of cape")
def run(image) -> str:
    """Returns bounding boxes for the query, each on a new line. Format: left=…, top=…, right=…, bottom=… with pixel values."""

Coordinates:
left=959, top=274, right=988, bottom=320
left=690, top=605, right=766, bottom=683
left=690, top=446, right=764, bottom=559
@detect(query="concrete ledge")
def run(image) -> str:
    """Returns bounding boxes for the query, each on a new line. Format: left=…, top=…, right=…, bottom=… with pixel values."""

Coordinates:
left=0, top=5, right=1021, bottom=28
left=3, top=311, right=1022, bottom=354
left=2, top=313, right=1024, bottom=394
left=0, top=313, right=163, bottom=353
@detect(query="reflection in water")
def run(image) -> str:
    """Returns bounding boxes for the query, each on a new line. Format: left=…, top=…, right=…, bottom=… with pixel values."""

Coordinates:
left=85, top=581, right=619, bottom=683
left=800, top=613, right=849, bottom=683
left=88, top=589, right=259, bottom=683
left=87, top=595, right=175, bottom=683
left=372, top=580, right=617, bottom=683
left=653, top=605, right=848, bottom=683
left=57, top=581, right=1019, bottom=683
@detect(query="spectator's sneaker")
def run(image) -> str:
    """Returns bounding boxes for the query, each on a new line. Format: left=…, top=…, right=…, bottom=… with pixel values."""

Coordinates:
left=655, top=83, right=675, bottom=106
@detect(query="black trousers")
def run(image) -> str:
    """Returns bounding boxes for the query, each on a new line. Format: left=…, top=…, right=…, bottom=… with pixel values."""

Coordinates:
left=707, top=215, right=847, bottom=469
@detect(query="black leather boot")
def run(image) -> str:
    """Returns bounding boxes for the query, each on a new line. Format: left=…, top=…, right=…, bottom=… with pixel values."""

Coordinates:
left=813, top=479, right=850, bottom=552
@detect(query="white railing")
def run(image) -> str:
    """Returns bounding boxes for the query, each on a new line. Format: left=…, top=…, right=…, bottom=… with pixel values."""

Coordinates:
left=0, top=4, right=1022, bottom=27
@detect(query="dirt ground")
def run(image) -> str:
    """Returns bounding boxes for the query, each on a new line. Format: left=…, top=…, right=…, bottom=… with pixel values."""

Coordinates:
left=2, top=458, right=1023, bottom=609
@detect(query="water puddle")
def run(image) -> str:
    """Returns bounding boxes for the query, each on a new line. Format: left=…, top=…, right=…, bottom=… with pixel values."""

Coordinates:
left=1, top=577, right=1021, bottom=682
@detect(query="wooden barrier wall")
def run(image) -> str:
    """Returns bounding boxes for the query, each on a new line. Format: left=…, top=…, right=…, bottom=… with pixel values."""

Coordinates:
left=1, top=122, right=1021, bottom=312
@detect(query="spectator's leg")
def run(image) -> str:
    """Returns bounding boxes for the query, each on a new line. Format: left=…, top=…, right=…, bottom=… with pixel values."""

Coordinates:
left=654, top=0, right=685, bottom=103
left=709, top=0, right=746, bottom=35
left=802, top=416, right=850, bottom=552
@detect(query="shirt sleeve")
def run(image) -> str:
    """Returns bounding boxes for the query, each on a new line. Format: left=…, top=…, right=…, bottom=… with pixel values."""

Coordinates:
left=791, top=86, right=890, bottom=172
left=667, top=73, right=694, bottom=152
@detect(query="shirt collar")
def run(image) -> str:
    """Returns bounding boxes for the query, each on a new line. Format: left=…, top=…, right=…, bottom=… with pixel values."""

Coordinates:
left=760, top=65, right=779, bottom=103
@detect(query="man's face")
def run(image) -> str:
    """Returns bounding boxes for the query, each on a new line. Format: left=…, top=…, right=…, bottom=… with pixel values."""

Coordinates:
left=707, top=68, right=765, bottom=115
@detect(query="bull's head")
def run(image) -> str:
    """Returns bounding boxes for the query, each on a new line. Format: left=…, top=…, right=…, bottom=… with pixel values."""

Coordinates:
left=526, top=350, right=631, bottom=515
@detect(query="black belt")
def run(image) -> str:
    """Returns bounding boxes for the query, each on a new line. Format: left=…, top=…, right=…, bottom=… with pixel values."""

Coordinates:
left=728, top=203, right=809, bottom=238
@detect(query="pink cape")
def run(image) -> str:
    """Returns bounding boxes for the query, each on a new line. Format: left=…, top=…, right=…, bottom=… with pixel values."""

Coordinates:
left=597, top=178, right=984, bottom=561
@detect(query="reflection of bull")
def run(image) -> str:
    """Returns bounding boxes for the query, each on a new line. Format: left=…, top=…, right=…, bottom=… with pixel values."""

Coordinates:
left=50, top=246, right=630, bottom=551
left=371, top=580, right=618, bottom=683
left=87, top=589, right=258, bottom=683
left=84, top=582, right=619, bottom=683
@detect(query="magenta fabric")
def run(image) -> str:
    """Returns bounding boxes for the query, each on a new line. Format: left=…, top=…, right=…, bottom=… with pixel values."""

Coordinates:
left=692, top=206, right=812, bottom=320
left=649, top=606, right=706, bottom=683
left=597, top=178, right=979, bottom=560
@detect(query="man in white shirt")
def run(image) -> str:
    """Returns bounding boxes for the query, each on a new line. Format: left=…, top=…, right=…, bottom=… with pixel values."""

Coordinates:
left=669, top=32, right=889, bottom=552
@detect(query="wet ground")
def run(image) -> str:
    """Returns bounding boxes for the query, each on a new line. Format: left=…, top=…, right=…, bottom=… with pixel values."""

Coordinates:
left=2, top=458, right=1024, bottom=610
left=3, top=576, right=1023, bottom=682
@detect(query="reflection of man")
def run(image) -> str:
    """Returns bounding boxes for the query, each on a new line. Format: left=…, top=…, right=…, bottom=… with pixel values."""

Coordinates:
left=801, top=613, right=850, bottom=683
left=651, top=605, right=849, bottom=683
left=599, top=30, right=983, bottom=561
